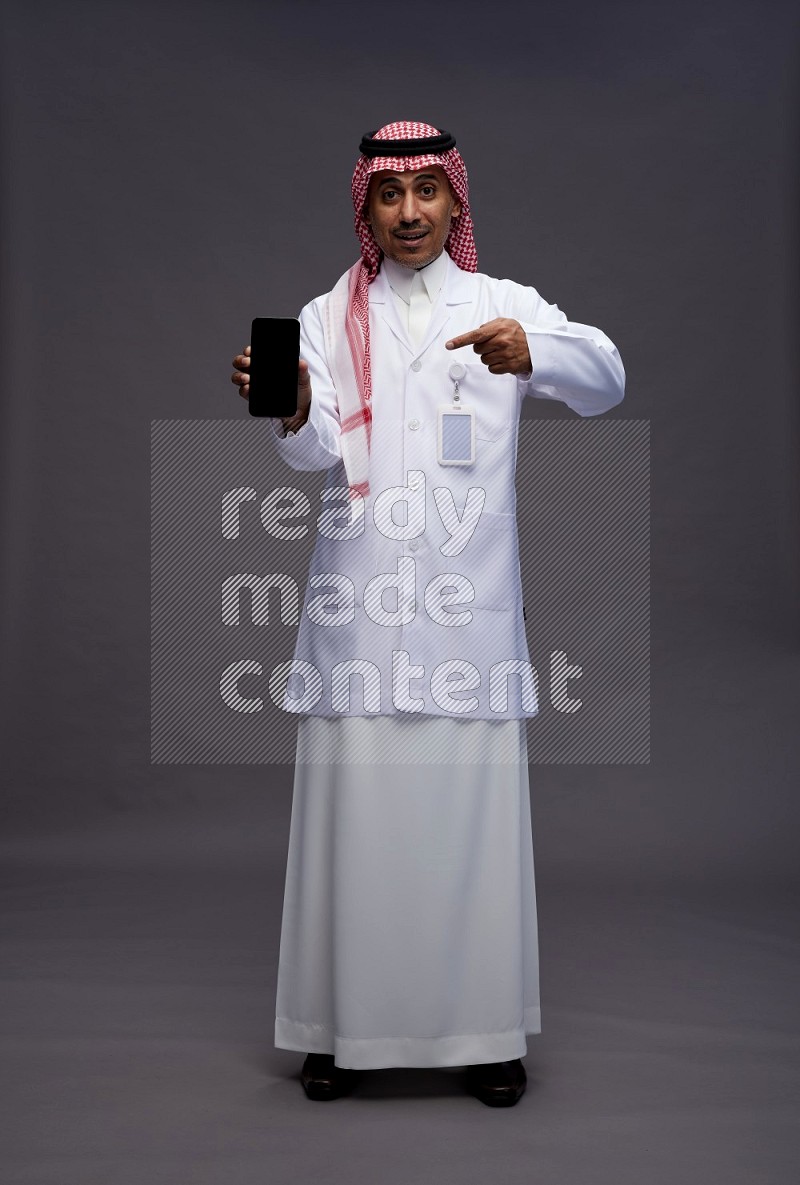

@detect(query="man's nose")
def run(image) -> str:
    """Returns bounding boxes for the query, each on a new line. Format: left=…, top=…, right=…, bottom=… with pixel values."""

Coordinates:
left=398, top=191, right=421, bottom=223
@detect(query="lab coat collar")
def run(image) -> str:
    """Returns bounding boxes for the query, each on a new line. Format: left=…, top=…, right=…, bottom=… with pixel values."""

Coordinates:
left=369, top=250, right=474, bottom=355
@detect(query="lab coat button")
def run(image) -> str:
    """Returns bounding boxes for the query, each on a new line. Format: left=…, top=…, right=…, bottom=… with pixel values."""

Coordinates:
left=408, top=418, right=420, bottom=430
left=411, top=359, right=422, bottom=372
left=409, top=539, right=419, bottom=552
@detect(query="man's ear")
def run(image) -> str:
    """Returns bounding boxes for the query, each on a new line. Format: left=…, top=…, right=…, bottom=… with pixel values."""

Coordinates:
left=452, top=199, right=462, bottom=219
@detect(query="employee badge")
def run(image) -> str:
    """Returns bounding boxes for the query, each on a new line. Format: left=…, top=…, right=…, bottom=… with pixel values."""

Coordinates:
left=437, top=363, right=475, bottom=466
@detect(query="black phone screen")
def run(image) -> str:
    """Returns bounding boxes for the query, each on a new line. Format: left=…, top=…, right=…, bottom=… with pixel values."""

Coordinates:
left=248, top=317, right=300, bottom=418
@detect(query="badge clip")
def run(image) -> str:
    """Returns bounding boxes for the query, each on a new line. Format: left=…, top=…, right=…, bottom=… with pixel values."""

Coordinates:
left=437, top=363, right=475, bottom=466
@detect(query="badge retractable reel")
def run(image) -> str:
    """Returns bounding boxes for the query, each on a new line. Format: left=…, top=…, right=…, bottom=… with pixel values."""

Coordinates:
left=437, top=363, right=475, bottom=466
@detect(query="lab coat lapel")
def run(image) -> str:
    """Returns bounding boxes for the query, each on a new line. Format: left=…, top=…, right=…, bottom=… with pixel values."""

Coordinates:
left=417, top=252, right=474, bottom=355
left=369, top=267, right=413, bottom=354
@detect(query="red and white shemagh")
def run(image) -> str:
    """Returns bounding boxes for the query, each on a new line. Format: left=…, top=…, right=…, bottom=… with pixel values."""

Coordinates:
left=323, top=121, right=477, bottom=515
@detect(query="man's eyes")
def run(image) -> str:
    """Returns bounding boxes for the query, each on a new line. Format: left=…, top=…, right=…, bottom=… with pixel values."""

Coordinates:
left=381, top=185, right=438, bottom=201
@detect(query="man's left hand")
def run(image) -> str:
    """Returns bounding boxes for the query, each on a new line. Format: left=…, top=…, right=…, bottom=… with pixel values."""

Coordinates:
left=445, top=319, right=531, bottom=376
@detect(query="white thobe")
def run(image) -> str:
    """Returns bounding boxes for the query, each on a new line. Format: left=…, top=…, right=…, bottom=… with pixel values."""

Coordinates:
left=274, top=255, right=537, bottom=1069
left=274, top=713, right=540, bottom=1069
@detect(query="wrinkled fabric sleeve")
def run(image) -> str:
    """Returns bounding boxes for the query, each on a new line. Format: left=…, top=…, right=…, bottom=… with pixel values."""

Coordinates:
left=504, top=281, right=625, bottom=417
left=267, top=297, right=344, bottom=471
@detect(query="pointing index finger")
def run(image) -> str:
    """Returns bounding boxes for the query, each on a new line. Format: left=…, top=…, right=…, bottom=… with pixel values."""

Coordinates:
left=445, top=326, right=493, bottom=351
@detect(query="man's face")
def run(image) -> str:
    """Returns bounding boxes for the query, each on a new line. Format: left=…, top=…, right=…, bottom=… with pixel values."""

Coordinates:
left=364, top=165, right=462, bottom=269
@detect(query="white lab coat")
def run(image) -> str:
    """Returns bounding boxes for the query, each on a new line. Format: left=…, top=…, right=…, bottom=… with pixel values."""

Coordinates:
left=268, top=251, right=625, bottom=720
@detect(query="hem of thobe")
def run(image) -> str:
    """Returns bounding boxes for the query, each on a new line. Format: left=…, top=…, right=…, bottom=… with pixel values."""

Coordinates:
left=274, top=1007, right=541, bottom=1069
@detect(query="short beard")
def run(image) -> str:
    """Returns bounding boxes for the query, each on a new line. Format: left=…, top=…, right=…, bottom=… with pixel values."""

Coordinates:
left=385, top=245, right=443, bottom=270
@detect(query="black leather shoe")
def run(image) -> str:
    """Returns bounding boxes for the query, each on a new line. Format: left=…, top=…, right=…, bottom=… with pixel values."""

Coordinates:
left=465, top=1058, right=527, bottom=1107
left=301, top=1053, right=360, bottom=1101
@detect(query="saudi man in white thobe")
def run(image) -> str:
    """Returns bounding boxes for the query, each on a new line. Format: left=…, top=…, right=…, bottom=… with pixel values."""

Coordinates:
left=231, top=120, right=625, bottom=1106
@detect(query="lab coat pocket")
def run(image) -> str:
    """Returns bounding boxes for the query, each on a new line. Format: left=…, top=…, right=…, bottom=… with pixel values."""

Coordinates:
left=462, top=365, right=515, bottom=441
left=442, top=510, right=519, bottom=612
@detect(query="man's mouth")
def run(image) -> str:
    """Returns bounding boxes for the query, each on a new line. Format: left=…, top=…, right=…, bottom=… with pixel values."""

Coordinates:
left=395, top=230, right=429, bottom=242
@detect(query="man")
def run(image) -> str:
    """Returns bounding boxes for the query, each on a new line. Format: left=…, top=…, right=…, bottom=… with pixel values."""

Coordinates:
left=231, top=120, right=624, bottom=1106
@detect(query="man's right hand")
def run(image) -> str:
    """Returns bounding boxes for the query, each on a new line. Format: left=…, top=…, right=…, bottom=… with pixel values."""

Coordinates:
left=231, top=345, right=312, bottom=434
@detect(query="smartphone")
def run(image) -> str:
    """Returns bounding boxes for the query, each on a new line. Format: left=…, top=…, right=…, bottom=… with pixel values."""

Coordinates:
left=247, top=317, right=300, bottom=418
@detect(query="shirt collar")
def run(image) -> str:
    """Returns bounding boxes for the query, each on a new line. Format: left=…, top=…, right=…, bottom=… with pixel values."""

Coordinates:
left=380, top=249, right=449, bottom=305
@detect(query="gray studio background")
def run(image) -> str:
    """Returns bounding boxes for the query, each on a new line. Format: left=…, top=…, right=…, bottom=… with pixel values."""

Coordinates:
left=1, top=1, right=798, bottom=1183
